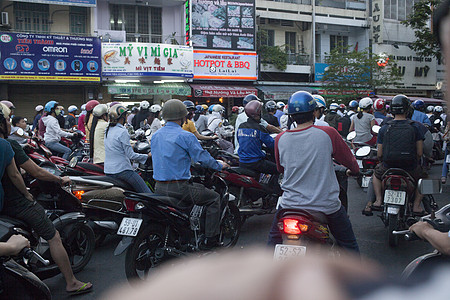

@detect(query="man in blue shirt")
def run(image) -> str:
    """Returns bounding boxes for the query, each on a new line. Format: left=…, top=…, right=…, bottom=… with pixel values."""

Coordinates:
left=151, top=99, right=229, bottom=249
left=412, top=99, right=432, bottom=126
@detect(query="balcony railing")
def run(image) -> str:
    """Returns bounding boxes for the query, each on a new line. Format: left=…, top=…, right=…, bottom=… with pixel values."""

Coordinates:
left=267, top=0, right=312, bottom=4
left=287, top=53, right=310, bottom=65
left=315, top=0, right=366, bottom=10
left=125, top=33, right=186, bottom=45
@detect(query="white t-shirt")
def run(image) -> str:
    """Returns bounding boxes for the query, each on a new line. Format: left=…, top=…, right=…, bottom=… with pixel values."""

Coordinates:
left=350, top=112, right=375, bottom=143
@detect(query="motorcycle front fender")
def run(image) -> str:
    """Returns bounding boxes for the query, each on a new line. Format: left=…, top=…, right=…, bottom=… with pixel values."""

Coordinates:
left=114, top=236, right=134, bottom=256
left=402, top=251, right=444, bottom=281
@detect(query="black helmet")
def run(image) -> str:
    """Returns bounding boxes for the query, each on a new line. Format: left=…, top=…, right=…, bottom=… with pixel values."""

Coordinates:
left=390, top=94, right=411, bottom=115
left=243, top=94, right=260, bottom=106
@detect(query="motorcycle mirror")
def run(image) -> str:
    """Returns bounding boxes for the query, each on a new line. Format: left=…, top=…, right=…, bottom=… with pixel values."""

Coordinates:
left=16, top=128, right=24, bottom=136
left=372, top=125, right=381, bottom=134
left=347, top=131, right=356, bottom=141
left=434, top=119, right=441, bottom=125
left=145, top=129, right=151, bottom=136
left=68, top=157, right=78, bottom=168
left=418, top=179, right=442, bottom=194
left=355, top=146, right=371, bottom=157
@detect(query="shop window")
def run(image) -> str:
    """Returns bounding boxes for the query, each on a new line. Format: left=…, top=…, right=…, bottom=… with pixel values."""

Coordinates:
left=384, top=0, right=420, bottom=21
left=330, top=35, right=348, bottom=52
left=14, top=2, right=49, bottom=33
left=260, top=29, right=275, bottom=47
left=109, top=4, right=162, bottom=43
left=70, top=7, right=87, bottom=34
left=285, top=32, right=296, bottom=53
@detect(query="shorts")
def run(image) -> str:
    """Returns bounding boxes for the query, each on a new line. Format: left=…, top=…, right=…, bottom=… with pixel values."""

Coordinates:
left=3, top=197, right=56, bottom=241
left=374, top=163, right=423, bottom=183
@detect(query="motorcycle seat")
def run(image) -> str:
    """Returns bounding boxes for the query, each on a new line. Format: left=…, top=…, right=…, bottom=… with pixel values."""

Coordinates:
left=0, top=216, right=30, bottom=229
left=124, top=192, right=190, bottom=219
left=279, top=208, right=328, bottom=224
left=80, top=176, right=135, bottom=191
left=77, top=162, right=104, bottom=174
left=230, top=167, right=259, bottom=178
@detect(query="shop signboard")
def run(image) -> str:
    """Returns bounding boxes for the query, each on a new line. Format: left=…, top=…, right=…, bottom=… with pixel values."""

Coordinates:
left=102, top=43, right=194, bottom=77
left=0, top=32, right=101, bottom=82
left=193, top=50, right=257, bottom=80
left=191, top=84, right=257, bottom=97
left=108, top=84, right=191, bottom=96
left=372, top=0, right=384, bottom=44
left=314, top=63, right=328, bottom=82
left=191, top=0, right=255, bottom=51
left=12, top=0, right=96, bottom=7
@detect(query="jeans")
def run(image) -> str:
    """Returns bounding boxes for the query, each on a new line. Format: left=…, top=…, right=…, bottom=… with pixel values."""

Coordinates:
left=240, top=159, right=278, bottom=175
left=107, top=170, right=151, bottom=193
left=267, top=205, right=360, bottom=254
left=46, top=141, right=71, bottom=160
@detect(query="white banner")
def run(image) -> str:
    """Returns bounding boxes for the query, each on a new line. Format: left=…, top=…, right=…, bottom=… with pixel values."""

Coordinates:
left=372, top=0, right=383, bottom=44
left=193, top=50, right=257, bottom=80
left=102, top=43, right=194, bottom=77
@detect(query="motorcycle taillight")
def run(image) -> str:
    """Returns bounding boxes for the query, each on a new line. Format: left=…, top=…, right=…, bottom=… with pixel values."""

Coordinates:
left=278, top=218, right=310, bottom=235
left=387, top=177, right=406, bottom=190
left=124, top=199, right=139, bottom=212
left=363, top=159, right=377, bottom=169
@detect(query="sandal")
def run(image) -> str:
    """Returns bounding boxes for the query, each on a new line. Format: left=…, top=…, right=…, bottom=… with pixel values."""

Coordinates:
left=371, top=204, right=383, bottom=211
left=362, top=202, right=373, bottom=216
left=67, top=283, right=93, bottom=296
left=441, top=177, right=447, bottom=184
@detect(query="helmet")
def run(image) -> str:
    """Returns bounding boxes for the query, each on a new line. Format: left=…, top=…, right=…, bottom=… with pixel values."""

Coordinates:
left=283, top=104, right=288, bottom=114
left=390, top=94, right=411, bottom=115
left=68, top=105, right=78, bottom=113
left=238, top=106, right=244, bottom=114
left=212, top=104, right=224, bottom=113
left=427, top=105, right=434, bottom=113
left=44, top=100, right=59, bottom=113
left=208, top=105, right=215, bottom=113
left=243, top=94, right=260, bottom=106
left=349, top=100, right=358, bottom=108
left=312, top=95, right=326, bottom=108
left=162, top=99, right=189, bottom=121
left=183, top=100, right=195, bottom=110
left=201, top=104, right=208, bottom=110
left=276, top=101, right=285, bottom=109
left=81, top=104, right=86, bottom=111
left=150, top=104, right=162, bottom=113
left=86, top=100, right=100, bottom=112
left=1, top=100, right=15, bottom=110
left=413, top=99, right=425, bottom=111
left=329, top=103, right=339, bottom=110
left=339, top=103, right=346, bottom=109
left=287, top=91, right=316, bottom=114
left=108, top=104, right=128, bottom=122
left=231, top=106, right=239, bottom=113
left=140, top=100, right=150, bottom=110
left=195, top=105, right=204, bottom=114
left=265, top=100, right=277, bottom=111
left=374, top=98, right=385, bottom=111
left=35, top=105, right=44, bottom=112
left=244, top=100, right=263, bottom=119
left=131, top=107, right=139, bottom=113
left=0, top=103, right=11, bottom=119
left=109, top=101, right=120, bottom=107
left=93, top=104, right=108, bottom=117
left=434, top=105, right=443, bottom=113
left=359, top=97, right=373, bottom=109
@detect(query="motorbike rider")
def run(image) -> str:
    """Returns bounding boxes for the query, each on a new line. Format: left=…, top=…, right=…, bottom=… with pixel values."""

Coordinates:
left=0, top=100, right=14, bottom=118
left=426, top=105, right=434, bottom=119
left=207, top=104, right=225, bottom=133
left=274, top=101, right=285, bottom=124
left=132, top=100, right=150, bottom=130
left=373, top=98, right=387, bottom=124
left=313, top=95, right=329, bottom=127
left=363, top=95, right=425, bottom=216
left=263, top=101, right=280, bottom=127
left=151, top=99, right=230, bottom=250
left=32, top=104, right=44, bottom=131
left=338, top=103, right=346, bottom=117
left=127, top=107, right=138, bottom=126
left=56, top=105, right=66, bottom=128
left=146, top=104, right=162, bottom=140
left=194, top=105, right=208, bottom=133
left=349, top=97, right=376, bottom=145
left=410, top=221, right=450, bottom=256
left=182, top=100, right=217, bottom=141
left=65, top=105, right=78, bottom=129
left=430, top=106, right=444, bottom=125
left=104, top=104, right=151, bottom=193
left=42, top=101, right=78, bottom=160
left=90, top=104, right=109, bottom=164
left=77, top=104, right=87, bottom=134
left=228, top=106, right=239, bottom=127
left=267, top=91, right=360, bottom=253
left=0, top=104, right=93, bottom=295
left=412, top=100, right=432, bottom=126
left=324, top=103, right=340, bottom=129
left=9, top=116, right=30, bottom=144
left=347, top=100, right=358, bottom=117
left=84, top=100, right=100, bottom=142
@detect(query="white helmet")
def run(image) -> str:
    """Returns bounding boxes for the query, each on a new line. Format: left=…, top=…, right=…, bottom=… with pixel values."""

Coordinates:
left=81, top=104, right=86, bottom=111
left=313, top=95, right=326, bottom=108
left=276, top=101, right=285, bottom=109
left=150, top=104, right=162, bottom=113
left=359, top=97, right=373, bottom=109
left=93, top=104, right=108, bottom=117
left=140, top=100, right=150, bottom=110
left=434, top=106, right=443, bottom=113
left=283, top=104, right=288, bottom=114
left=212, top=104, right=224, bottom=113
left=68, top=105, right=78, bottom=113
left=35, top=105, right=44, bottom=112
left=427, top=105, right=434, bottom=113
left=238, top=106, right=244, bottom=114
left=329, top=103, right=339, bottom=110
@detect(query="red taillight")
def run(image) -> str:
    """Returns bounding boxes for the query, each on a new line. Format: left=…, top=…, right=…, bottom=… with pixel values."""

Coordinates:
left=280, top=218, right=309, bottom=235
left=73, top=190, right=85, bottom=200
left=363, top=160, right=377, bottom=168
left=124, top=199, right=139, bottom=212
left=389, top=177, right=402, bottom=190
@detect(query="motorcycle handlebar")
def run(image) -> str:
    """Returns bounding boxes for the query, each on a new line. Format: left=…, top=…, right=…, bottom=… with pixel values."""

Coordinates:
left=19, top=248, right=50, bottom=266
left=392, top=230, right=419, bottom=241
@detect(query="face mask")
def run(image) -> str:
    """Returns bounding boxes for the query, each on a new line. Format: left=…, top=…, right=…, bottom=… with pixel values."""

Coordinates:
left=55, top=109, right=61, bottom=116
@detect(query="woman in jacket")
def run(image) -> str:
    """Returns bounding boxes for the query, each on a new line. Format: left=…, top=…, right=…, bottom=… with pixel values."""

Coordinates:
left=90, top=104, right=109, bottom=164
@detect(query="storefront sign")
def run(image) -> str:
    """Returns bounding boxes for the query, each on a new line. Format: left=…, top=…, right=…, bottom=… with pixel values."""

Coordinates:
left=372, top=0, right=384, bottom=44
left=108, top=84, right=191, bottom=96
left=102, top=43, right=194, bottom=77
left=191, top=84, right=257, bottom=97
left=12, top=0, right=96, bottom=7
left=0, top=32, right=101, bottom=82
left=193, top=50, right=257, bottom=80
left=191, top=0, right=255, bottom=51
left=314, top=63, right=328, bottom=82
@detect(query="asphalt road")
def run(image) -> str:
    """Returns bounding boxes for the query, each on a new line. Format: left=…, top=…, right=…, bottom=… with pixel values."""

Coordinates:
left=44, top=163, right=449, bottom=299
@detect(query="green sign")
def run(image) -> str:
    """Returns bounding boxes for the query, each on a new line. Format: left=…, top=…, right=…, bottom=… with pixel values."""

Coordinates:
left=108, top=84, right=191, bottom=96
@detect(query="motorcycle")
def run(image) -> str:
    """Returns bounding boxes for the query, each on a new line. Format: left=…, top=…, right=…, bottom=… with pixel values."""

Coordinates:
left=354, top=146, right=378, bottom=188
left=430, top=119, right=444, bottom=161
left=114, top=165, right=241, bottom=282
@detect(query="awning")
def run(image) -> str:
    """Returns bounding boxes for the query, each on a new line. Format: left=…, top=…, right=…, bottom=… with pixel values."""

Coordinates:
left=190, top=84, right=257, bottom=98
left=107, top=83, right=191, bottom=96
left=257, top=85, right=317, bottom=101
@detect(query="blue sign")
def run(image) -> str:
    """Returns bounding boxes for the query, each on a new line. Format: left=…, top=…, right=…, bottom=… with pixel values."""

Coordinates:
left=0, top=32, right=101, bottom=82
left=12, top=0, right=96, bottom=7
left=315, top=63, right=328, bottom=82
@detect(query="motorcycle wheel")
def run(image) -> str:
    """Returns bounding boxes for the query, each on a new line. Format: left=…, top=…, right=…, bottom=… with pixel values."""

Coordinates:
left=125, top=224, right=167, bottom=282
left=387, top=214, right=399, bottom=247
left=220, top=202, right=241, bottom=248
left=67, top=224, right=95, bottom=273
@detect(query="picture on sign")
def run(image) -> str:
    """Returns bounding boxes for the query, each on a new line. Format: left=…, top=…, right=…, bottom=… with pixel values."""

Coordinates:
left=191, top=0, right=255, bottom=51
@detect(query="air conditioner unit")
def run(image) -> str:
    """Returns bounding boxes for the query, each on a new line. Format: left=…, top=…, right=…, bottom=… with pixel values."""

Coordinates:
left=1, top=12, right=9, bottom=25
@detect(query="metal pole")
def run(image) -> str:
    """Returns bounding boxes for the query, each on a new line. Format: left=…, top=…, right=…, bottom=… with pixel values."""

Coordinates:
left=311, top=0, right=316, bottom=83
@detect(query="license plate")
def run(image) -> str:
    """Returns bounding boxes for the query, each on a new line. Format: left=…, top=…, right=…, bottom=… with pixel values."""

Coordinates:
left=446, top=155, right=450, bottom=164
left=362, top=176, right=370, bottom=188
left=273, top=244, right=306, bottom=261
left=117, top=217, right=142, bottom=237
left=387, top=206, right=400, bottom=214
left=384, top=190, right=406, bottom=205
left=357, top=160, right=363, bottom=168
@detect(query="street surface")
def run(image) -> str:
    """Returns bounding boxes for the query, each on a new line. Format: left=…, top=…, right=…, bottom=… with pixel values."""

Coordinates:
left=45, top=163, right=448, bottom=299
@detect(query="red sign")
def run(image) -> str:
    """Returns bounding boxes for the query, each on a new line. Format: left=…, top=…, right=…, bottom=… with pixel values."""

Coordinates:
left=191, top=84, right=257, bottom=98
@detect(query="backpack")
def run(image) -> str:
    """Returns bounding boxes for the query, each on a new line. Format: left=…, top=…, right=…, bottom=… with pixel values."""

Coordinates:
left=324, top=112, right=339, bottom=129
left=337, top=115, right=351, bottom=137
left=382, top=120, right=417, bottom=165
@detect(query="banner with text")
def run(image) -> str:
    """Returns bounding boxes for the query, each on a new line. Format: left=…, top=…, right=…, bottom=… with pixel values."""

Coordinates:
left=12, top=0, right=96, bottom=7
left=193, top=50, right=257, bottom=80
left=102, top=43, right=194, bottom=77
left=0, top=32, right=101, bottom=82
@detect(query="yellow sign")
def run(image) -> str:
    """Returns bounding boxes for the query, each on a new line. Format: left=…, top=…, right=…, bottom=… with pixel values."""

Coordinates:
left=0, top=75, right=100, bottom=82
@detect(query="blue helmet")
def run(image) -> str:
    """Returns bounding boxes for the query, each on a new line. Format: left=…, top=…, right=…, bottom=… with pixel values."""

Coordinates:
left=44, top=100, right=58, bottom=113
left=208, top=105, right=215, bottom=113
left=349, top=100, right=358, bottom=108
left=287, top=91, right=317, bottom=114
left=413, top=99, right=425, bottom=111
left=243, top=94, right=260, bottom=106
left=195, top=105, right=204, bottom=113
left=183, top=100, right=195, bottom=110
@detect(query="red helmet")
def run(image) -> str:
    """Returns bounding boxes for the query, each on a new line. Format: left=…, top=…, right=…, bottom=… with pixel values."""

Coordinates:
left=244, top=100, right=262, bottom=120
left=374, top=98, right=385, bottom=111
left=232, top=106, right=239, bottom=113
left=86, top=100, right=100, bottom=112
left=339, top=104, right=346, bottom=109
